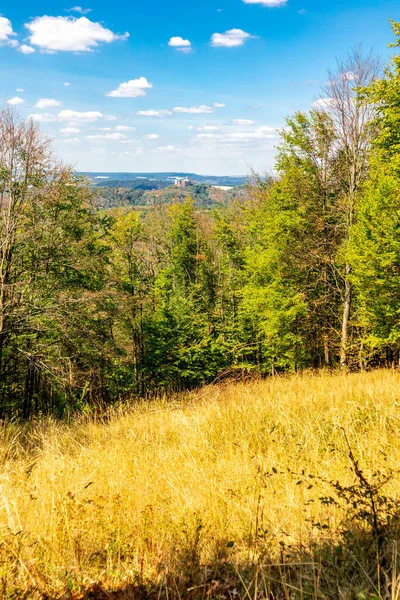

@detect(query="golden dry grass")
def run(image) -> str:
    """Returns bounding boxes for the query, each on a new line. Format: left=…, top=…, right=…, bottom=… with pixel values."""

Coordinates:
left=1, top=369, right=400, bottom=599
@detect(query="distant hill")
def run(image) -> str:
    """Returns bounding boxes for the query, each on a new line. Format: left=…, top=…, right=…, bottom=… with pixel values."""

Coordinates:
left=80, top=172, right=248, bottom=188
left=93, top=181, right=246, bottom=210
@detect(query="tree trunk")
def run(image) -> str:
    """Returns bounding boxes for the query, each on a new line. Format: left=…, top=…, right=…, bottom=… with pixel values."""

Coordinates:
left=340, top=264, right=352, bottom=368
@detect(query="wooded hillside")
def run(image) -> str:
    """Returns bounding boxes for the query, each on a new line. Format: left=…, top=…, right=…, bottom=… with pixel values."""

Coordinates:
left=2, top=25, right=400, bottom=418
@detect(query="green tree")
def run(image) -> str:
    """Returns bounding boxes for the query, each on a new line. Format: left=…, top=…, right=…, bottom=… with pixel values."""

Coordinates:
left=350, top=23, right=400, bottom=364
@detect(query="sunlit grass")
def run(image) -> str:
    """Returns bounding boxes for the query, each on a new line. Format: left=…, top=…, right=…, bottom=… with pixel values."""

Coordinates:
left=1, top=369, right=400, bottom=598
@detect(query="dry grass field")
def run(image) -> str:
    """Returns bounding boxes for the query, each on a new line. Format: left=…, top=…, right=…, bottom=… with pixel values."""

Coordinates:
left=1, top=370, right=400, bottom=599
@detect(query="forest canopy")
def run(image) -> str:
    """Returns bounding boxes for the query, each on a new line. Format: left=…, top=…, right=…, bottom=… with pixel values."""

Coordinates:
left=2, top=23, right=400, bottom=418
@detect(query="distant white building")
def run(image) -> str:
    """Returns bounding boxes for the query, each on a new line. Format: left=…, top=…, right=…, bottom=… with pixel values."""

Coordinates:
left=174, top=175, right=195, bottom=188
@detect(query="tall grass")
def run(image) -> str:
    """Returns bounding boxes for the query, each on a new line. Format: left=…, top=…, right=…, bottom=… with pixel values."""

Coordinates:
left=1, top=370, right=400, bottom=599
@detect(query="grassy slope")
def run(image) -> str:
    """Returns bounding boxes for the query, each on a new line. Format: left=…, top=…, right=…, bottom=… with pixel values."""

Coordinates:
left=1, top=370, right=400, bottom=599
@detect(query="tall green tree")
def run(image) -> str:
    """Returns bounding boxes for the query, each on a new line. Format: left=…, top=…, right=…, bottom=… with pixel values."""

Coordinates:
left=350, top=23, right=400, bottom=363
left=0, top=110, right=113, bottom=417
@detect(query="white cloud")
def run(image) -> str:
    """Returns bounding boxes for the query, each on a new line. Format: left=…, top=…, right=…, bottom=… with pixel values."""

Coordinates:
left=0, top=16, right=16, bottom=46
left=25, top=16, right=129, bottom=52
left=64, top=82, right=71, bottom=86
left=242, top=0, right=287, bottom=5
left=168, top=36, right=191, bottom=47
left=156, top=145, right=176, bottom=152
left=7, top=97, right=24, bottom=106
left=211, top=29, right=255, bottom=48
left=258, top=125, right=277, bottom=132
left=115, top=125, right=136, bottom=131
left=57, top=109, right=115, bottom=121
left=16, top=88, right=25, bottom=92
left=137, top=109, right=172, bottom=117
left=63, top=137, right=80, bottom=143
left=123, top=148, right=144, bottom=156
left=67, top=6, right=92, bottom=14
left=29, top=112, right=57, bottom=122
left=213, top=102, right=225, bottom=108
left=106, top=77, right=152, bottom=98
left=18, top=44, right=36, bottom=54
left=29, top=109, right=115, bottom=123
left=229, top=131, right=276, bottom=139
left=86, top=132, right=127, bottom=140
left=173, top=104, right=213, bottom=114
left=190, top=125, right=220, bottom=132
left=144, top=133, right=159, bottom=139
left=60, top=126, right=81, bottom=134
left=168, top=36, right=192, bottom=53
left=233, top=119, right=255, bottom=125
left=35, top=98, right=62, bottom=109
left=196, top=126, right=278, bottom=143
left=312, top=98, right=335, bottom=111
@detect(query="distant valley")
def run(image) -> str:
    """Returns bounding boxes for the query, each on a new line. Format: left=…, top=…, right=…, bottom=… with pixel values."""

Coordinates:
left=81, top=171, right=248, bottom=209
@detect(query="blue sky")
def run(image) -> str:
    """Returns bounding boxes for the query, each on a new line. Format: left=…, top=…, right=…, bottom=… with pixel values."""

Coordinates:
left=0, top=0, right=398, bottom=175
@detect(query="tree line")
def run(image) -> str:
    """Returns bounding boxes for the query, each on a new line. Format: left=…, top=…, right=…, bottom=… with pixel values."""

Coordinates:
left=1, top=23, right=400, bottom=418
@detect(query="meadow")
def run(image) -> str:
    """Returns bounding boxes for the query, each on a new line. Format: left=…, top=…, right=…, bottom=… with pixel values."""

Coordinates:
left=1, top=369, right=400, bottom=599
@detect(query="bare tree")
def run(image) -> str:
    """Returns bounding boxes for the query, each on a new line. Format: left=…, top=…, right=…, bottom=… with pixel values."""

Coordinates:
left=323, top=49, right=380, bottom=367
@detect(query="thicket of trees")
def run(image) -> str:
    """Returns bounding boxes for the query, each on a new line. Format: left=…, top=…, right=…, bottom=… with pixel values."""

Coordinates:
left=2, top=23, right=400, bottom=418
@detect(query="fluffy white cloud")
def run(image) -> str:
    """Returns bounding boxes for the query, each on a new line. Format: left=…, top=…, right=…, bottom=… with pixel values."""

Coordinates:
left=29, top=109, right=115, bottom=123
left=7, top=97, right=24, bottom=105
left=18, top=44, right=36, bottom=54
left=115, top=125, right=136, bottom=131
left=63, top=137, right=80, bottom=143
left=106, top=77, right=152, bottom=98
left=16, top=88, right=25, bottom=92
left=168, top=36, right=192, bottom=52
left=64, top=82, right=71, bottom=86
left=25, top=16, right=129, bottom=52
left=60, top=126, right=81, bottom=134
left=86, top=132, right=127, bottom=140
left=233, top=119, right=255, bottom=125
left=211, top=29, right=255, bottom=48
left=242, top=0, right=287, bottom=5
left=173, top=104, right=213, bottom=114
left=137, top=109, right=172, bottom=117
left=57, top=109, right=115, bottom=121
left=0, top=16, right=17, bottom=46
left=35, top=98, right=62, bottom=109
left=213, top=102, right=225, bottom=108
left=168, top=36, right=191, bottom=47
left=144, top=133, right=159, bottom=139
